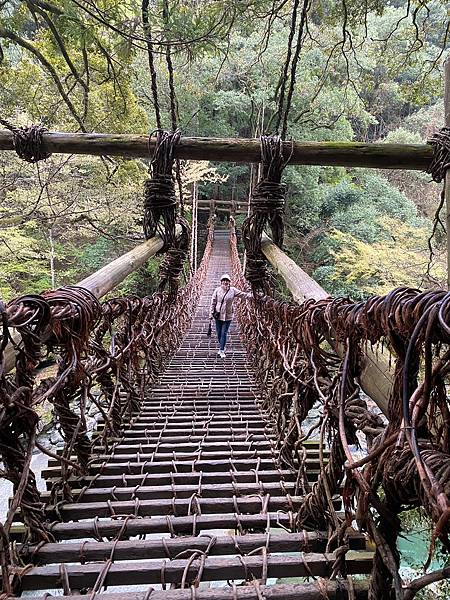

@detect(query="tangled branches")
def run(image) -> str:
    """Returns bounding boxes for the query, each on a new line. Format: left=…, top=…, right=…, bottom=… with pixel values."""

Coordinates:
left=231, top=226, right=450, bottom=599
left=1, top=287, right=100, bottom=539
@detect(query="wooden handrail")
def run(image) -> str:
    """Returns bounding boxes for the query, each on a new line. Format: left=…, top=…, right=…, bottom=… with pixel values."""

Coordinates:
left=4, top=230, right=173, bottom=373
left=261, top=234, right=393, bottom=416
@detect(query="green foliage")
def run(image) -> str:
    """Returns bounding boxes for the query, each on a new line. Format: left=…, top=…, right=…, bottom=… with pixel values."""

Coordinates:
left=0, top=221, right=50, bottom=300
left=0, top=0, right=447, bottom=307
left=314, top=217, right=445, bottom=298
left=114, top=260, right=161, bottom=297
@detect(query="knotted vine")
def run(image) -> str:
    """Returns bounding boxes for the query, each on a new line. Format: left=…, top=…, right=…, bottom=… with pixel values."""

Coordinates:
left=0, top=118, right=51, bottom=163
left=143, top=129, right=190, bottom=300
left=242, top=134, right=289, bottom=294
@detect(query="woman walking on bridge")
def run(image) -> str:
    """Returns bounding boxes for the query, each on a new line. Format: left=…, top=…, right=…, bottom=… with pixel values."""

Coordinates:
left=210, top=273, right=251, bottom=358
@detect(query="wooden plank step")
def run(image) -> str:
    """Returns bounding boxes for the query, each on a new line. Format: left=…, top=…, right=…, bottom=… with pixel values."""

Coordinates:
left=43, top=458, right=286, bottom=478
left=47, top=454, right=326, bottom=471
left=118, top=427, right=272, bottom=436
left=139, top=403, right=260, bottom=410
left=88, top=440, right=275, bottom=454
left=91, top=435, right=317, bottom=446
left=41, top=481, right=300, bottom=502
left=16, top=552, right=374, bottom=590
left=144, top=393, right=258, bottom=399
left=86, top=434, right=277, bottom=446
left=12, top=512, right=304, bottom=540
left=21, top=531, right=366, bottom=563
left=159, top=372, right=250, bottom=376
left=125, top=411, right=265, bottom=419
left=146, top=382, right=254, bottom=386
left=121, top=418, right=267, bottom=427
left=86, top=451, right=323, bottom=465
left=14, top=580, right=370, bottom=600
left=129, top=402, right=259, bottom=409
left=47, top=449, right=287, bottom=468
left=93, top=432, right=275, bottom=442
left=156, top=379, right=252, bottom=384
left=103, top=419, right=269, bottom=429
left=139, top=404, right=259, bottom=410
left=45, top=469, right=297, bottom=491
left=88, top=443, right=327, bottom=456
left=33, top=495, right=315, bottom=521
left=159, top=369, right=250, bottom=374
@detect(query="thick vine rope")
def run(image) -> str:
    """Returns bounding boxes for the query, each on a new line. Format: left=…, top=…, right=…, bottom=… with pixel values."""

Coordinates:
left=143, top=129, right=191, bottom=298
left=427, top=126, right=450, bottom=183
left=158, top=216, right=190, bottom=300
left=0, top=118, right=51, bottom=163
left=242, top=134, right=288, bottom=293
left=143, top=129, right=181, bottom=248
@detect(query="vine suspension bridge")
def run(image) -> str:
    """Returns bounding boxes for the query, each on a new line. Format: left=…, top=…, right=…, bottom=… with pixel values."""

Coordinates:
left=8, top=227, right=373, bottom=598
left=1, top=88, right=450, bottom=599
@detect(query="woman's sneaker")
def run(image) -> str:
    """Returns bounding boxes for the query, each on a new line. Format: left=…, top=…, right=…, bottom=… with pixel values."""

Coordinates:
left=219, top=351, right=226, bottom=358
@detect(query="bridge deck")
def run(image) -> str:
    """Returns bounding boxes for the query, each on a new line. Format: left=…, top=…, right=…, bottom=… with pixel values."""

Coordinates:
left=16, top=230, right=371, bottom=600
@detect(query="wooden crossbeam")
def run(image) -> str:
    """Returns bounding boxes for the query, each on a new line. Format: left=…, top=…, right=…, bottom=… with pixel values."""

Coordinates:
left=0, top=130, right=433, bottom=169
left=15, top=582, right=370, bottom=600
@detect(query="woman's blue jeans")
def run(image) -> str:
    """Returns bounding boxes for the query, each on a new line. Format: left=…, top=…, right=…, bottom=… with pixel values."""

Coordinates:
left=215, top=318, right=231, bottom=351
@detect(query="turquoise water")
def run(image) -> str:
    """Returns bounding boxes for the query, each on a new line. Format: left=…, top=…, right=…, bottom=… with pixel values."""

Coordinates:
left=398, top=529, right=443, bottom=571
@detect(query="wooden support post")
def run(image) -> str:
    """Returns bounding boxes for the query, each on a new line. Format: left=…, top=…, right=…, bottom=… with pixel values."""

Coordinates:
left=445, top=56, right=450, bottom=289
left=231, top=185, right=236, bottom=217
left=261, top=234, right=392, bottom=416
left=185, top=199, right=249, bottom=208
left=0, top=130, right=434, bottom=169
left=189, top=183, right=196, bottom=273
left=193, top=181, right=198, bottom=272
left=5, top=229, right=177, bottom=374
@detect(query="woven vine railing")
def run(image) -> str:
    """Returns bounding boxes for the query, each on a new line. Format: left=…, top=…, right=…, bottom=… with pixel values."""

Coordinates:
left=0, top=220, right=214, bottom=594
left=230, top=225, right=450, bottom=600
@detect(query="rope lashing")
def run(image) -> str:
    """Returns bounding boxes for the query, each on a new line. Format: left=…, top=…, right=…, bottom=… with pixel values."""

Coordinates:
left=427, top=126, right=450, bottom=183
left=251, top=134, right=287, bottom=247
left=0, top=118, right=51, bottom=163
left=143, top=129, right=181, bottom=249
left=242, top=134, right=289, bottom=293
left=158, top=216, right=190, bottom=301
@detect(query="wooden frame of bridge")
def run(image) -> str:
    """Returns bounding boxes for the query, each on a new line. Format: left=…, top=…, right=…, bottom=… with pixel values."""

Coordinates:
left=3, top=123, right=442, bottom=411
left=2, top=61, right=449, bottom=595
left=0, top=128, right=435, bottom=168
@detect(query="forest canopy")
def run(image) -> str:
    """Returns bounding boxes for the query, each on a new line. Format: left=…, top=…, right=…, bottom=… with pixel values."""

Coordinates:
left=0, top=0, right=449, bottom=299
